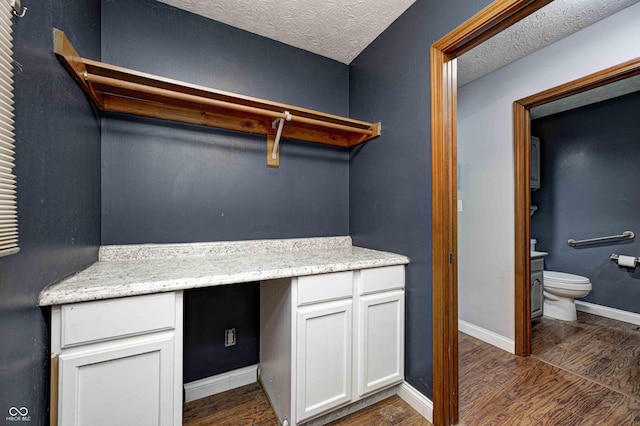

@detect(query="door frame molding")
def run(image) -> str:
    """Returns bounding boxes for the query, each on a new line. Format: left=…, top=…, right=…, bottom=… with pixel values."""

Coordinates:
left=512, top=56, right=640, bottom=356
left=430, top=1, right=553, bottom=425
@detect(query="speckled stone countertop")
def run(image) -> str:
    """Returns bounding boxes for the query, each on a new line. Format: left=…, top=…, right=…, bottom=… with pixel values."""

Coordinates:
left=39, top=237, right=409, bottom=306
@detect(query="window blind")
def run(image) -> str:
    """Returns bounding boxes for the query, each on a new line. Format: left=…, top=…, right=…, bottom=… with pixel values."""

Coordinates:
left=0, top=0, right=17, bottom=257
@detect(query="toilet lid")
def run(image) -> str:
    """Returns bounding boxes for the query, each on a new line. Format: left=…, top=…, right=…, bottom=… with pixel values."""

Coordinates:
left=543, top=270, right=590, bottom=285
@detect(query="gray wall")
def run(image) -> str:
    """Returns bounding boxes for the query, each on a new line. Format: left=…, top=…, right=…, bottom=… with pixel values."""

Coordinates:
left=532, top=91, right=640, bottom=314
left=101, top=0, right=350, bottom=381
left=349, top=0, right=493, bottom=398
left=0, top=1, right=101, bottom=424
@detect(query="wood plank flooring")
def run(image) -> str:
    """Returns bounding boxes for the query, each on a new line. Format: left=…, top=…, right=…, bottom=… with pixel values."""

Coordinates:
left=459, top=312, right=640, bottom=425
left=182, top=384, right=429, bottom=426
left=184, top=312, right=640, bottom=425
left=183, top=383, right=279, bottom=426
left=532, top=312, right=640, bottom=401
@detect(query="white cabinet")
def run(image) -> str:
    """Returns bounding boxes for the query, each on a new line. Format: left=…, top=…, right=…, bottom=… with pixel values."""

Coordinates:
left=260, top=266, right=405, bottom=425
left=51, top=292, right=183, bottom=426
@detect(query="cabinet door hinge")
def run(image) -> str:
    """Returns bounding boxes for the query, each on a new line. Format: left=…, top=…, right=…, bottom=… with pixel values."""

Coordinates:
left=449, top=253, right=454, bottom=264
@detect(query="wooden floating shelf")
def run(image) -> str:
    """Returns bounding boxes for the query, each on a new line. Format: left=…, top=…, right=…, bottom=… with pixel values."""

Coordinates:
left=53, top=29, right=381, bottom=168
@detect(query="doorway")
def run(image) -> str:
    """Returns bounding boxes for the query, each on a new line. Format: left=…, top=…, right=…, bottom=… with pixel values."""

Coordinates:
left=430, top=1, right=555, bottom=425
left=512, top=56, right=640, bottom=355
left=431, top=1, right=640, bottom=425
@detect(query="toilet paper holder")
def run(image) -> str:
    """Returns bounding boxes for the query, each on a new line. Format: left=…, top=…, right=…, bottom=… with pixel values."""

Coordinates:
left=610, top=254, right=639, bottom=266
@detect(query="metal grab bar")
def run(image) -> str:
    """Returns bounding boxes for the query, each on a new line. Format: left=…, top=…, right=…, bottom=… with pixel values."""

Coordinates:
left=568, top=231, right=635, bottom=247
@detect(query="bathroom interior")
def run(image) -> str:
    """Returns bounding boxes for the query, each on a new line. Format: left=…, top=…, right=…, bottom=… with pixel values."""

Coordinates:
left=527, top=77, right=640, bottom=399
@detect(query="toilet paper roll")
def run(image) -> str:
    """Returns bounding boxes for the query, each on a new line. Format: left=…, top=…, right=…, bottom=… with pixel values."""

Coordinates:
left=617, top=255, right=637, bottom=268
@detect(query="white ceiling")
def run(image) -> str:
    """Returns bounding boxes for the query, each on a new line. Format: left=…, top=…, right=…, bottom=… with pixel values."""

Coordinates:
left=457, top=0, right=640, bottom=86
left=156, top=0, right=417, bottom=64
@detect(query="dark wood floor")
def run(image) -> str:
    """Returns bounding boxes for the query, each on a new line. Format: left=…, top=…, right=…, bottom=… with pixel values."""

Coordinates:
left=459, top=312, right=640, bottom=425
left=184, top=312, right=640, bottom=425
left=183, top=383, right=279, bottom=426
left=183, top=384, right=429, bottom=426
left=532, top=311, right=640, bottom=401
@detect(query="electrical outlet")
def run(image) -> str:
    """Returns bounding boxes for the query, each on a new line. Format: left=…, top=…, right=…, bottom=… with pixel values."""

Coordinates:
left=225, top=328, right=236, bottom=347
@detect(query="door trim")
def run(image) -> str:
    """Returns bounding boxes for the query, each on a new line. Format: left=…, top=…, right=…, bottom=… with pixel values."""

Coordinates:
left=430, top=1, right=553, bottom=425
left=512, top=56, right=640, bottom=356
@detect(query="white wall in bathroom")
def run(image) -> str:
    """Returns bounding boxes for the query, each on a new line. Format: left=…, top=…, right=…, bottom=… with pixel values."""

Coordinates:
left=457, top=2, right=640, bottom=342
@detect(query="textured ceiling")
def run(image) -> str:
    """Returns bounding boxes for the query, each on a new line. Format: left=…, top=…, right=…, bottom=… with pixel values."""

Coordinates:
left=457, top=0, right=640, bottom=87
left=156, top=0, right=416, bottom=64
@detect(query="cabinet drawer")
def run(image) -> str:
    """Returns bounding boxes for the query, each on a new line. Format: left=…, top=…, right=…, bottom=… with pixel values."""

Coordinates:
left=531, top=258, right=544, bottom=272
left=61, top=293, right=176, bottom=348
left=297, top=271, right=353, bottom=306
left=360, top=265, right=405, bottom=295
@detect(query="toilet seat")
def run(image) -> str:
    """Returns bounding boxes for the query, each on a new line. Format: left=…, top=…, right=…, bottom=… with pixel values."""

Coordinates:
left=543, top=271, right=592, bottom=290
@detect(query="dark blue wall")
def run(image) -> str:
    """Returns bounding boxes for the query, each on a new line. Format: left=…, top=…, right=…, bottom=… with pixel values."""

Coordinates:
left=101, top=0, right=349, bottom=245
left=349, top=0, right=493, bottom=398
left=0, top=1, right=101, bottom=424
left=100, top=0, right=350, bottom=382
left=532, top=91, right=640, bottom=314
left=183, top=283, right=260, bottom=383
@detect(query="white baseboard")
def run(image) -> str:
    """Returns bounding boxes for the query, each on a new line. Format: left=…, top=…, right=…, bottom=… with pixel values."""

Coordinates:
left=184, top=364, right=257, bottom=403
left=575, top=301, right=640, bottom=326
left=397, top=382, right=433, bottom=423
left=458, top=319, right=515, bottom=354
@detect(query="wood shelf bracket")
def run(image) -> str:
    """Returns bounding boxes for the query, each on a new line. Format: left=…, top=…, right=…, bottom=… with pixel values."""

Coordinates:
left=53, top=28, right=382, bottom=168
left=269, top=111, right=291, bottom=168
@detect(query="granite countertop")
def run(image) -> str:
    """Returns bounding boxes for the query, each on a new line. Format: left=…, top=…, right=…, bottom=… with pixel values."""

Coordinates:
left=39, top=237, right=410, bottom=306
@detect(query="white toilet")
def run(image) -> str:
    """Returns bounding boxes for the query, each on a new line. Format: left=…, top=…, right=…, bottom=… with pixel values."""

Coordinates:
left=542, top=271, right=592, bottom=321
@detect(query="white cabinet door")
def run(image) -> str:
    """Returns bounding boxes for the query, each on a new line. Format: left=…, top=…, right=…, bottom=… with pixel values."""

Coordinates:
left=531, top=269, right=544, bottom=319
left=358, top=290, right=404, bottom=396
left=58, top=332, right=176, bottom=426
left=296, top=299, right=352, bottom=422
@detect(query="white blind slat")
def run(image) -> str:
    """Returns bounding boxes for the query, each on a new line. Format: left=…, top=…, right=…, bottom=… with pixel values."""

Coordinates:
left=0, top=1, right=16, bottom=258
left=0, top=158, right=14, bottom=168
left=0, top=171, right=15, bottom=181
left=0, top=126, right=14, bottom=139
left=0, top=74, right=12, bottom=94
left=0, top=150, right=13, bottom=162
left=0, top=243, right=19, bottom=250
left=0, top=145, right=13, bottom=156
left=0, top=134, right=14, bottom=148
left=0, top=89, right=14, bottom=107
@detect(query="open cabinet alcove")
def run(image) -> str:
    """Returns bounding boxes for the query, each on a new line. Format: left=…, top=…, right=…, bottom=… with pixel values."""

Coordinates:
left=512, top=56, right=640, bottom=356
